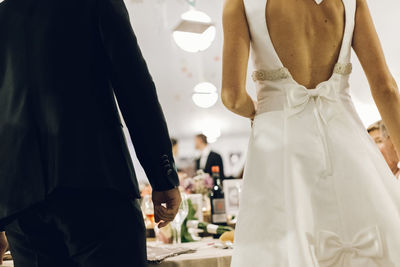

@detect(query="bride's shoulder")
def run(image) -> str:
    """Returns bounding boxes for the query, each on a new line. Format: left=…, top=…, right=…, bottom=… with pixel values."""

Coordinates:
left=223, top=0, right=246, bottom=21
left=223, top=0, right=245, bottom=12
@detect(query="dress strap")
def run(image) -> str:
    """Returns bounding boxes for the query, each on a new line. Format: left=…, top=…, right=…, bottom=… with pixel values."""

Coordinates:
left=337, top=0, right=357, bottom=63
left=243, top=0, right=284, bottom=70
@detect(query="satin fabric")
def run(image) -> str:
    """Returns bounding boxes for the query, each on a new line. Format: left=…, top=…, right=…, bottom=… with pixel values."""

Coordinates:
left=231, top=0, right=400, bottom=266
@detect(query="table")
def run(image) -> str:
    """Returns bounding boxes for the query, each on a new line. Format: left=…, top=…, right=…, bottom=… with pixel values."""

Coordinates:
left=148, top=238, right=232, bottom=267
left=1, top=239, right=232, bottom=267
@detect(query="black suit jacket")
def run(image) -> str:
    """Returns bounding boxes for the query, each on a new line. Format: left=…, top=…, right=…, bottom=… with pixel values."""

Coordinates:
left=0, top=0, right=179, bottom=228
left=195, top=151, right=225, bottom=179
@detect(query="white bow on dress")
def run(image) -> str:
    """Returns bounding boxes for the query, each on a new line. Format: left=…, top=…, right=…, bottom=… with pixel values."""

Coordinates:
left=315, top=226, right=383, bottom=266
left=285, top=80, right=342, bottom=177
left=314, top=0, right=324, bottom=4
left=285, top=81, right=339, bottom=124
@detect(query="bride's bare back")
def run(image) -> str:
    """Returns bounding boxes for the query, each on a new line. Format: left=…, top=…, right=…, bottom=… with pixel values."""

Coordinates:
left=267, top=0, right=345, bottom=89
left=222, top=0, right=400, bottom=157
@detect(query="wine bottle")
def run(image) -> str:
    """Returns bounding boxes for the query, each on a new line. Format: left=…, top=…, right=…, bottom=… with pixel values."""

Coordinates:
left=186, top=220, right=233, bottom=236
left=209, top=166, right=227, bottom=226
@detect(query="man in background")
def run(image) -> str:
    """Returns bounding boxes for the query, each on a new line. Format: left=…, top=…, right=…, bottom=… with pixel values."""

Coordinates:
left=195, top=134, right=225, bottom=179
left=0, top=0, right=180, bottom=266
left=171, top=138, right=179, bottom=159
left=368, top=120, right=400, bottom=178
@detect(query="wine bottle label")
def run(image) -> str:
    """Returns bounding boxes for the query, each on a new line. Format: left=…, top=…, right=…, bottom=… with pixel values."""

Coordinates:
left=212, top=213, right=227, bottom=223
left=212, top=199, right=226, bottom=213
left=212, top=198, right=226, bottom=223
left=206, top=224, right=219, bottom=234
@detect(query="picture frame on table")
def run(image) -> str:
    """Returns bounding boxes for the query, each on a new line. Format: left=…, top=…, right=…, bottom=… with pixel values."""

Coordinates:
left=222, top=179, right=243, bottom=218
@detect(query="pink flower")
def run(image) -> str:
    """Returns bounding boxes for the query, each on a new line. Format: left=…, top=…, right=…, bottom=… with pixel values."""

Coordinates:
left=204, top=174, right=214, bottom=189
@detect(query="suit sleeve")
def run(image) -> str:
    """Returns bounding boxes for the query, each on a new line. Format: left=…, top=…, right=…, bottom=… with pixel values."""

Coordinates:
left=97, top=0, right=179, bottom=191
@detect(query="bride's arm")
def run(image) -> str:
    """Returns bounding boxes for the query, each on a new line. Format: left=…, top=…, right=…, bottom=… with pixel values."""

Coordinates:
left=352, top=0, right=400, bottom=158
left=221, top=0, right=256, bottom=119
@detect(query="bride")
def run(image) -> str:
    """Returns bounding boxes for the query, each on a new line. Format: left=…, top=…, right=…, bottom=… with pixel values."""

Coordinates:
left=222, top=0, right=400, bottom=266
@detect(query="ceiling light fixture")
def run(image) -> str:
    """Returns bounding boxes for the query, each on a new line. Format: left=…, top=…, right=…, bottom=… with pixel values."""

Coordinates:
left=172, top=9, right=216, bottom=53
left=192, top=82, right=218, bottom=108
left=202, top=124, right=221, bottom=144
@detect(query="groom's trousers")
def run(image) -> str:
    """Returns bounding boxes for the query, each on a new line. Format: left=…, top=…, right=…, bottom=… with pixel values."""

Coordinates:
left=4, top=189, right=147, bottom=267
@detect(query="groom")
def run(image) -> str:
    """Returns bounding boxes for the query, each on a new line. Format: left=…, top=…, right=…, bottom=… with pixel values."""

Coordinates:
left=0, top=0, right=180, bottom=266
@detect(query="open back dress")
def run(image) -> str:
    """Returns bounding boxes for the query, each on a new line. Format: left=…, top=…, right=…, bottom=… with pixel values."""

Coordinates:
left=231, top=0, right=400, bottom=266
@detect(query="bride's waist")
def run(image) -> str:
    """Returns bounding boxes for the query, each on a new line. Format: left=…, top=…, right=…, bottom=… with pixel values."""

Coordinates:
left=256, top=96, right=286, bottom=115
left=255, top=90, right=351, bottom=116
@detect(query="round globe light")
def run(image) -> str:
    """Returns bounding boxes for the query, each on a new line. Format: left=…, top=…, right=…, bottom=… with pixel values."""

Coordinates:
left=202, top=125, right=221, bottom=143
left=192, top=82, right=218, bottom=108
left=206, top=137, right=218, bottom=144
left=181, top=9, right=212, bottom=23
left=173, top=10, right=216, bottom=53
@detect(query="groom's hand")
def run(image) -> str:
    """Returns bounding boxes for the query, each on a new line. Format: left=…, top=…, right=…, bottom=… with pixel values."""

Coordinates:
left=0, top=232, right=8, bottom=265
left=152, top=188, right=181, bottom=228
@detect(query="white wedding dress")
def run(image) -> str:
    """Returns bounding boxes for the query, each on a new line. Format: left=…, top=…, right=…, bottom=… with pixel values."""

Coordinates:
left=231, top=0, right=400, bottom=266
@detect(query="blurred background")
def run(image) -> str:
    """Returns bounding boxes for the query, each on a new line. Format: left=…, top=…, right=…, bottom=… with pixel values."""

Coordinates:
left=121, top=0, right=400, bottom=182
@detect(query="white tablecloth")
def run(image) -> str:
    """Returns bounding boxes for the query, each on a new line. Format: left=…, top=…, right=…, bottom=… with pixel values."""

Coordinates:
left=148, top=238, right=232, bottom=267
left=0, top=261, right=12, bottom=267
left=1, top=239, right=232, bottom=267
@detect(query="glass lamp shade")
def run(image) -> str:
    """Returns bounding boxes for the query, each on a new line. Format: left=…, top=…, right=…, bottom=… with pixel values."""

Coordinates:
left=173, top=10, right=216, bottom=53
left=192, top=82, right=218, bottom=108
left=202, top=125, right=221, bottom=144
left=173, top=27, right=216, bottom=53
left=181, top=9, right=212, bottom=22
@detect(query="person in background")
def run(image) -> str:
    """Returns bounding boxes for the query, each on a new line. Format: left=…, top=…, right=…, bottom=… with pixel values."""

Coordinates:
left=0, top=0, right=181, bottom=266
left=171, top=138, right=179, bottom=159
left=171, top=138, right=189, bottom=183
left=368, top=120, right=400, bottom=178
left=194, top=134, right=225, bottom=179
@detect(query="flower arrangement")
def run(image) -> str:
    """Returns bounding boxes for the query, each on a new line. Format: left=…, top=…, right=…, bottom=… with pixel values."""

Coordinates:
left=181, top=170, right=214, bottom=195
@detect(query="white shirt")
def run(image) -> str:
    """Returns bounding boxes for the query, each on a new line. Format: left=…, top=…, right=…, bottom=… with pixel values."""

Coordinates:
left=199, top=146, right=211, bottom=169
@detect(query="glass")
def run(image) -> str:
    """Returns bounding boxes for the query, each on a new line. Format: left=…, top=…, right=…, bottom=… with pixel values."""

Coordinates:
left=170, top=193, right=189, bottom=245
left=141, top=195, right=155, bottom=228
